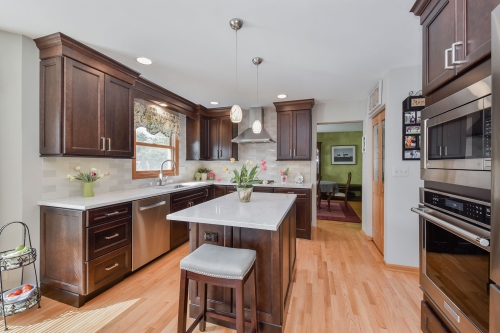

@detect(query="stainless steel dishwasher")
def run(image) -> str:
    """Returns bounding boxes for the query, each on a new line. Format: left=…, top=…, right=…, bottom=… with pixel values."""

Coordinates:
left=132, top=194, right=170, bottom=271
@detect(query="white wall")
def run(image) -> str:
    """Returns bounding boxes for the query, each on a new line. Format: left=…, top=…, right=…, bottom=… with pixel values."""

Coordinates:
left=0, top=32, right=41, bottom=288
left=362, top=65, right=423, bottom=267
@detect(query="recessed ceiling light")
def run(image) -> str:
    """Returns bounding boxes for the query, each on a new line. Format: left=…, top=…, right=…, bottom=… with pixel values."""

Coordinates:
left=159, top=103, right=167, bottom=107
left=136, top=57, right=152, bottom=65
left=277, top=94, right=287, bottom=99
left=210, top=101, right=219, bottom=105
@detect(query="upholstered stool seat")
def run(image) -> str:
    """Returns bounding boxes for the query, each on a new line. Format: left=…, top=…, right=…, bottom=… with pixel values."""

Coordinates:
left=177, top=244, right=258, bottom=333
left=180, top=244, right=256, bottom=280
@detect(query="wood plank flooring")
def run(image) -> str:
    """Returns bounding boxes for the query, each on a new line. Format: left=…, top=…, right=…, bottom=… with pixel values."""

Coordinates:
left=5, top=202, right=421, bottom=333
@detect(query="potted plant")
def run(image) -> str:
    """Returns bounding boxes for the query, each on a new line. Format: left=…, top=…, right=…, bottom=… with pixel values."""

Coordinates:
left=197, top=167, right=211, bottom=181
left=207, top=171, right=216, bottom=180
left=194, top=172, right=202, bottom=181
left=225, top=160, right=261, bottom=203
left=66, top=166, right=110, bottom=197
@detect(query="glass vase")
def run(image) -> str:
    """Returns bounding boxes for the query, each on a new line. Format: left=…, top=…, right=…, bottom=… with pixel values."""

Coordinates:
left=237, top=187, right=253, bottom=203
left=82, top=182, right=94, bottom=197
left=281, top=174, right=288, bottom=185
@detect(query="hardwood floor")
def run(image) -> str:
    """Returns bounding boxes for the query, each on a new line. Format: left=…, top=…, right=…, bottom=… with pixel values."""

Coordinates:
left=6, top=202, right=421, bottom=333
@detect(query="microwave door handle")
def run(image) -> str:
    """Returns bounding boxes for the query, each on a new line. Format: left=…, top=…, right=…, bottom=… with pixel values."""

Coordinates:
left=444, top=146, right=447, bottom=156
left=411, top=207, right=490, bottom=248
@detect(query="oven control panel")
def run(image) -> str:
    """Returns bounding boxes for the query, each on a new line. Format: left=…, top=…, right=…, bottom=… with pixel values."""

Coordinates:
left=424, top=190, right=490, bottom=228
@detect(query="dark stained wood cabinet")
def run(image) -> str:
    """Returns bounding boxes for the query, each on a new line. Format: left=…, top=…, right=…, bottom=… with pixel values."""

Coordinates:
left=186, top=107, right=238, bottom=161
left=35, top=33, right=138, bottom=158
left=412, top=0, right=500, bottom=103
left=213, top=185, right=227, bottom=198
left=274, top=99, right=314, bottom=161
left=170, top=186, right=211, bottom=249
left=421, top=301, right=451, bottom=333
left=40, top=202, right=132, bottom=307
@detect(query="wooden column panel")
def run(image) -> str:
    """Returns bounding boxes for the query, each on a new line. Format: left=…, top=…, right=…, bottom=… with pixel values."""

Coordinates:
left=40, top=57, right=63, bottom=155
left=64, top=57, right=105, bottom=155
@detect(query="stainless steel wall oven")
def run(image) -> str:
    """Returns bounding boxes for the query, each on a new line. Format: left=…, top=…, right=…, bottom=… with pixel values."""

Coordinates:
left=413, top=188, right=491, bottom=333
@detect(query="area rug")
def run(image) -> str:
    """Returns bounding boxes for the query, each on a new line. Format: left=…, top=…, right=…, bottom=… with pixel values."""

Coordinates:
left=317, top=201, right=361, bottom=223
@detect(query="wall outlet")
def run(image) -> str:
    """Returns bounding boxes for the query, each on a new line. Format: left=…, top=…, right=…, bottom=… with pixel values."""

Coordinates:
left=1, top=271, right=8, bottom=281
left=204, top=232, right=218, bottom=243
left=393, top=166, right=409, bottom=177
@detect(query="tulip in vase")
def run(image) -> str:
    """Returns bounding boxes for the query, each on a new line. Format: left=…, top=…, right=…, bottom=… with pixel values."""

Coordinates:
left=67, top=166, right=110, bottom=198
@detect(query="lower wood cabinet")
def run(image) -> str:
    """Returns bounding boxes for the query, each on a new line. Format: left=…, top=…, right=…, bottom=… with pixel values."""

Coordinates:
left=421, top=301, right=451, bottom=333
left=40, top=202, right=132, bottom=307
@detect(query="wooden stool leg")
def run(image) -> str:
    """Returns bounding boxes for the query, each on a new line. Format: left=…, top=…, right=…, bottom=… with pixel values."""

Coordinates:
left=177, top=269, right=189, bottom=333
left=328, top=192, right=332, bottom=212
left=199, top=282, right=207, bottom=332
left=250, top=267, right=258, bottom=333
left=235, top=279, right=245, bottom=333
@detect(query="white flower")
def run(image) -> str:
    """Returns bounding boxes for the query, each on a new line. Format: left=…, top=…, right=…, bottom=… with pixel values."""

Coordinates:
left=249, top=161, right=255, bottom=166
left=99, top=174, right=106, bottom=179
left=66, top=174, right=72, bottom=180
left=69, top=176, right=75, bottom=182
left=90, top=167, right=97, bottom=172
left=245, top=160, right=250, bottom=165
left=262, top=180, right=268, bottom=185
left=75, top=166, right=81, bottom=171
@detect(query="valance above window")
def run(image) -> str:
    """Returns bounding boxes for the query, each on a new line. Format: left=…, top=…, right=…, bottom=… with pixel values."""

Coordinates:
left=134, top=102, right=181, bottom=138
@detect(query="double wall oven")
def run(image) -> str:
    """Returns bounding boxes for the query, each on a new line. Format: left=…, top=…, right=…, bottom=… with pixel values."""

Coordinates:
left=412, top=74, right=499, bottom=332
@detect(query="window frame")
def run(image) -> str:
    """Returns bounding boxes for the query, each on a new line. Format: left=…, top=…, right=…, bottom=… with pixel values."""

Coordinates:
left=132, top=131, right=179, bottom=180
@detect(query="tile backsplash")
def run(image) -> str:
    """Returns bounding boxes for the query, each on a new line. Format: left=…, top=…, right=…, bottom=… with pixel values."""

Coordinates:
left=42, top=109, right=311, bottom=200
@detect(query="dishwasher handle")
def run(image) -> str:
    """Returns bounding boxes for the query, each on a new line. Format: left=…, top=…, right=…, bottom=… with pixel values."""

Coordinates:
left=139, top=200, right=166, bottom=211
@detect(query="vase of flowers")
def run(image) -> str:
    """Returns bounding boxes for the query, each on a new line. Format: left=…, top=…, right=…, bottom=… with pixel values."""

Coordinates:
left=225, top=160, right=262, bottom=203
left=197, top=167, right=211, bottom=181
left=66, top=166, right=110, bottom=198
left=280, top=168, right=290, bottom=185
left=207, top=171, right=216, bottom=180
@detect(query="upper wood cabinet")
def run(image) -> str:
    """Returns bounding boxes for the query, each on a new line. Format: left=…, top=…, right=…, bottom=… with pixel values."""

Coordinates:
left=274, top=99, right=314, bottom=161
left=413, top=0, right=500, bottom=98
left=35, top=33, right=139, bottom=158
left=186, top=107, right=238, bottom=161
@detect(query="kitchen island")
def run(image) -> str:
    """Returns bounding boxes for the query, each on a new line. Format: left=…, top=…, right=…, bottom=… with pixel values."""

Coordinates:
left=167, top=192, right=297, bottom=333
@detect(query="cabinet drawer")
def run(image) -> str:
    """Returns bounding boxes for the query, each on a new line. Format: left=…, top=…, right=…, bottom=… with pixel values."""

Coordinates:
left=421, top=301, right=450, bottom=333
left=87, top=217, right=132, bottom=261
left=86, top=244, right=131, bottom=294
left=253, top=186, right=274, bottom=193
left=87, top=202, right=132, bottom=227
left=171, top=187, right=209, bottom=204
left=226, top=185, right=237, bottom=193
left=274, top=188, right=311, bottom=198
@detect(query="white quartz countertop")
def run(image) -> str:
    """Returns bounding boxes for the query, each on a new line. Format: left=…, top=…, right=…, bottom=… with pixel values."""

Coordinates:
left=37, top=181, right=311, bottom=211
left=167, top=192, right=296, bottom=231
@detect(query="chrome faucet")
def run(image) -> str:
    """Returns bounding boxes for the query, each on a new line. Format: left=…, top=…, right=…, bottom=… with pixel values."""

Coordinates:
left=158, top=159, right=177, bottom=186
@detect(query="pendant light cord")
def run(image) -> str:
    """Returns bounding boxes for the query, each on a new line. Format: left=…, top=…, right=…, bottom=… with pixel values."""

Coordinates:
left=256, top=64, right=259, bottom=105
left=235, top=30, right=238, bottom=100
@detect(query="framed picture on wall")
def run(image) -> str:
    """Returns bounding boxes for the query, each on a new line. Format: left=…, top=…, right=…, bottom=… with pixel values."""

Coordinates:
left=332, top=145, right=356, bottom=165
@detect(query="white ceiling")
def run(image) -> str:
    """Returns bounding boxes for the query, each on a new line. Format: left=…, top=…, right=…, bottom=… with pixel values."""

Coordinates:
left=317, top=122, right=363, bottom=133
left=0, top=0, right=421, bottom=109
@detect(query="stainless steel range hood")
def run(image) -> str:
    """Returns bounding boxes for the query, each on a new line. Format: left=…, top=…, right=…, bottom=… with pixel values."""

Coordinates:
left=231, top=107, right=275, bottom=143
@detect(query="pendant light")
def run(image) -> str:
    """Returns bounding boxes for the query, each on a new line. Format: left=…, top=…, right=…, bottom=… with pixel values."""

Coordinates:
left=252, top=57, right=263, bottom=134
left=229, top=18, right=243, bottom=123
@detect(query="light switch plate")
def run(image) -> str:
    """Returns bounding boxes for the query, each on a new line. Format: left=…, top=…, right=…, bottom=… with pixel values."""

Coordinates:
left=393, top=166, right=409, bottom=177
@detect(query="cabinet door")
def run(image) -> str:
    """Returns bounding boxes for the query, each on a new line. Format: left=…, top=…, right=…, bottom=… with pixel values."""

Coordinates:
left=200, top=116, right=209, bottom=160
left=218, top=116, right=233, bottom=160
left=422, top=0, right=457, bottom=95
left=207, top=117, right=220, bottom=160
left=64, top=58, right=105, bottom=155
left=213, top=185, right=227, bottom=198
left=277, top=111, right=293, bottom=160
left=293, top=110, right=311, bottom=160
left=170, top=201, right=191, bottom=249
left=104, top=75, right=133, bottom=157
left=295, top=197, right=312, bottom=239
left=455, top=0, right=500, bottom=74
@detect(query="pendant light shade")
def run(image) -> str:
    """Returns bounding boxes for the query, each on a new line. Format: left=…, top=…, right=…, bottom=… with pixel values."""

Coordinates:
left=252, top=120, right=262, bottom=133
left=230, top=104, right=243, bottom=123
left=230, top=18, right=243, bottom=123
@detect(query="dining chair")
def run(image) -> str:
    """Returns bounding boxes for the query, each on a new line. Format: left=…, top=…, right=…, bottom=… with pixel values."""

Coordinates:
left=316, top=175, right=322, bottom=210
left=331, top=172, right=351, bottom=206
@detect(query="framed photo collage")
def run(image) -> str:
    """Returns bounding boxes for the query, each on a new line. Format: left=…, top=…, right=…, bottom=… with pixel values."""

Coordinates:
left=402, top=96, right=425, bottom=161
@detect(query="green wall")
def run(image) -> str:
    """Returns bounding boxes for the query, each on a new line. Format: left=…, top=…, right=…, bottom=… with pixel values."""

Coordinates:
left=317, top=131, right=363, bottom=184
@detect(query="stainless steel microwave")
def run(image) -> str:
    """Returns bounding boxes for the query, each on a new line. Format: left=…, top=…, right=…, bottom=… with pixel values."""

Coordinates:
left=421, top=77, right=492, bottom=190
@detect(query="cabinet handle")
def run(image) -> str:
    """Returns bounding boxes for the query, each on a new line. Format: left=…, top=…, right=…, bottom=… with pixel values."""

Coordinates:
left=205, top=189, right=209, bottom=196
left=105, top=233, right=119, bottom=240
left=451, top=41, right=464, bottom=65
left=445, top=48, right=453, bottom=70
left=289, top=149, right=292, bottom=157
left=107, top=138, right=111, bottom=151
left=105, top=263, right=119, bottom=271
left=105, top=211, right=121, bottom=217
left=439, top=146, right=442, bottom=157
left=444, top=146, right=447, bottom=156
left=219, top=149, right=222, bottom=157
left=294, top=148, right=296, bottom=157
left=101, top=137, right=106, bottom=151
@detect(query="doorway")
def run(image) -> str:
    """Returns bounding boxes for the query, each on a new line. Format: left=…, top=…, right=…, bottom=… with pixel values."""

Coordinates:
left=371, top=111, right=385, bottom=254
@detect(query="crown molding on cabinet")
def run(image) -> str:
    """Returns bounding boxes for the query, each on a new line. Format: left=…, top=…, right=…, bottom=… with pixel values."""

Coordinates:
left=273, top=98, right=315, bottom=112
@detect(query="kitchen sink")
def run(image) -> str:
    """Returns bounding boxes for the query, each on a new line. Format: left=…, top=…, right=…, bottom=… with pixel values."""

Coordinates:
left=152, top=183, right=199, bottom=190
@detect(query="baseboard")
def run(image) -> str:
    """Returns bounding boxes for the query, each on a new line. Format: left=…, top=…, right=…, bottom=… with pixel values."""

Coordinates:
left=360, top=229, right=372, bottom=240
left=384, top=260, right=419, bottom=274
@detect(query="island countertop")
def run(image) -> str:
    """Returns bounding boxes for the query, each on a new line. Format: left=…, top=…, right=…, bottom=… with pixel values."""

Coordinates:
left=166, top=192, right=297, bottom=231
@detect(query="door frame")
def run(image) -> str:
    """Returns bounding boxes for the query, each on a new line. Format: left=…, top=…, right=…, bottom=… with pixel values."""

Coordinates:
left=371, top=110, right=385, bottom=255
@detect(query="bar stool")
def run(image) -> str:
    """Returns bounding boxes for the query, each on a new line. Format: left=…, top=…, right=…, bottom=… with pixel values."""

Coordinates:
left=177, top=243, right=258, bottom=333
